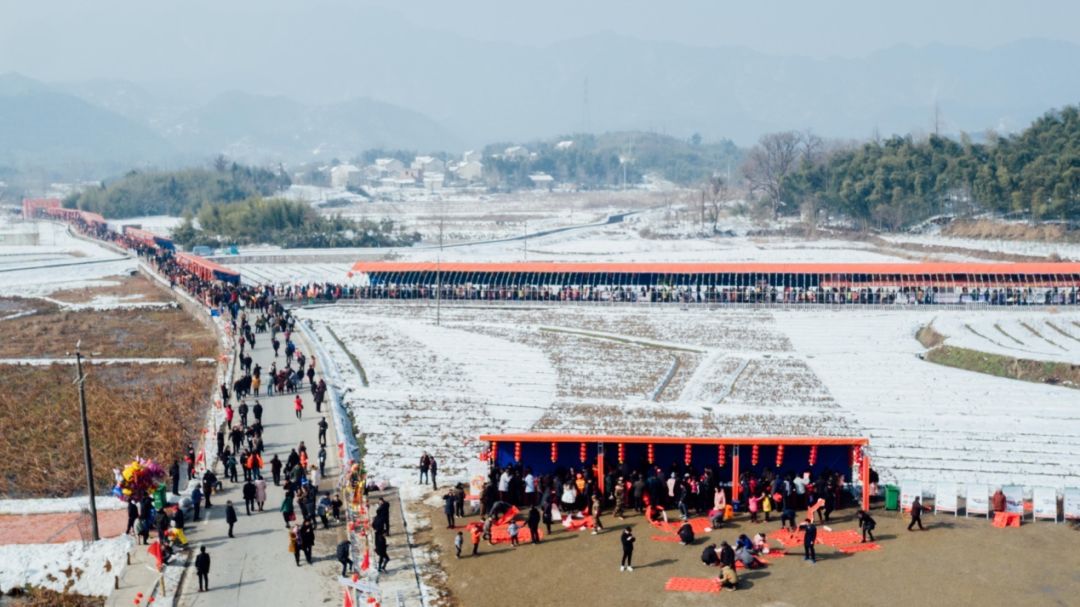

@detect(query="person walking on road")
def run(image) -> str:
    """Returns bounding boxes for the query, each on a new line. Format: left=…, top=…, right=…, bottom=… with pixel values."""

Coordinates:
left=271, top=454, right=282, bottom=486
left=289, top=525, right=301, bottom=566
left=195, top=546, right=210, bottom=592
left=255, top=477, right=267, bottom=511
left=800, top=518, right=818, bottom=563
left=281, top=494, right=296, bottom=528
left=375, top=529, right=390, bottom=572
left=318, top=417, right=328, bottom=447
left=908, top=496, right=926, bottom=531
left=225, top=501, right=238, bottom=538
left=527, top=506, right=541, bottom=544
left=300, top=520, right=315, bottom=564
left=336, top=540, right=353, bottom=576
left=318, top=445, right=327, bottom=477
left=620, top=528, right=635, bottom=571
left=430, top=456, right=438, bottom=490
left=419, top=452, right=430, bottom=485
left=242, top=480, right=257, bottom=515
left=294, top=394, right=304, bottom=420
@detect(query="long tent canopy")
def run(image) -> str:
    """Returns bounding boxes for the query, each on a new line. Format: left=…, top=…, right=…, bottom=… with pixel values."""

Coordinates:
left=480, top=433, right=874, bottom=511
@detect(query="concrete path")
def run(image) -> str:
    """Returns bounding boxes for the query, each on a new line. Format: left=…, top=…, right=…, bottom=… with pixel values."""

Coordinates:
left=167, top=326, right=345, bottom=606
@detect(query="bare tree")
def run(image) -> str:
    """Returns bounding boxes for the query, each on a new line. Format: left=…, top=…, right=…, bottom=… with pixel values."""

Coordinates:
left=705, top=176, right=729, bottom=233
left=741, top=131, right=802, bottom=220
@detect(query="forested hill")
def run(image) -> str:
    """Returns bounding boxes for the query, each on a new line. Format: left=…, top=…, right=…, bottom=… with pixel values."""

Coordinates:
left=64, top=163, right=291, bottom=217
left=787, top=105, right=1080, bottom=228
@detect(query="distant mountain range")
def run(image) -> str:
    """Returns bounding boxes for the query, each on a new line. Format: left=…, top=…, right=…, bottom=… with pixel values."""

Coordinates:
left=3, top=27, right=1080, bottom=176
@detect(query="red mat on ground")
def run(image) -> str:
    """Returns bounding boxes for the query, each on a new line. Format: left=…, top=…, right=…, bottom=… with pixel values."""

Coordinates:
left=734, top=559, right=767, bottom=570
left=649, top=516, right=713, bottom=535
left=838, top=542, right=881, bottom=554
left=993, top=512, right=1021, bottom=528
left=651, top=535, right=683, bottom=542
left=496, top=506, right=520, bottom=526
left=665, top=577, right=720, bottom=593
left=767, top=528, right=863, bottom=547
left=489, top=525, right=542, bottom=544
left=562, top=514, right=595, bottom=531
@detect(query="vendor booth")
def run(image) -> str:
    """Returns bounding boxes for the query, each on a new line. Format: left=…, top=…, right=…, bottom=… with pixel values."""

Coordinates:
left=479, top=434, right=873, bottom=511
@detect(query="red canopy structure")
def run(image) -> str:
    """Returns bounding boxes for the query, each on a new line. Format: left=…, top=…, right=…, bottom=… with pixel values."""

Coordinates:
left=480, top=433, right=873, bottom=511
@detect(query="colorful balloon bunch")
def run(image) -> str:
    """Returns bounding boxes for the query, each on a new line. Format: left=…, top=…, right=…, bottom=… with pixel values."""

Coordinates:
left=112, top=458, right=166, bottom=502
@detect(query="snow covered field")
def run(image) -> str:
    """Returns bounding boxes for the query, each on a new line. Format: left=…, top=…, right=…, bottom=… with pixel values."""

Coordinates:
left=776, top=309, right=1080, bottom=489
left=882, top=232, right=1080, bottom=261
left=304, top=302, right=1080, bottom=499
left=0, top=218, right=136, bottom=297
left=932, top=311, right=1080, bottom=364
left=0, top=536, right=132, bottom=596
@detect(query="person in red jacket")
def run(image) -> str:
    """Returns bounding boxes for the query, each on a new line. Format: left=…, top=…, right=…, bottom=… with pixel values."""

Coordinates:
left=294, top=394, right=303, bottom=420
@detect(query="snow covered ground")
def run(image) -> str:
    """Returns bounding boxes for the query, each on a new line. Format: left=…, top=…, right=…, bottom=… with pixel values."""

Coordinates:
left=775, top=309, right=1080, bottom=489
left=932, top=311, right=1080, bottom=364
left=882, top=232, right=1080, bottom=261
left=0, top=536, right=132, bottom=596
left=0, top=218, right=136, bottom=297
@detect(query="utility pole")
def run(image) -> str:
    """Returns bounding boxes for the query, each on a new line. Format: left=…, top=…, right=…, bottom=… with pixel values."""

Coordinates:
left=74, top=341, right=100, bottom=541
left=436, top=209, right=443, bottom=326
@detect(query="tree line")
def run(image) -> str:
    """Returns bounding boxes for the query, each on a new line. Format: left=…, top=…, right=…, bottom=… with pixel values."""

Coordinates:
left=742, top=106, right=1080, bottom=228
left=64, top=161, right=292, bottom=217
left=172, top=197, right=420, bottom=249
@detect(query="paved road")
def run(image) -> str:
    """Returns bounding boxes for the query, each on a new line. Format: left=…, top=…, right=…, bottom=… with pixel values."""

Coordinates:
left=173, top=325, right=345, bottom=607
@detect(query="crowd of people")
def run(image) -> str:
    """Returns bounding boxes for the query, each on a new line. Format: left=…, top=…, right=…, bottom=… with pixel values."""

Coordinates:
left=434, top=459, right=877, bottom=591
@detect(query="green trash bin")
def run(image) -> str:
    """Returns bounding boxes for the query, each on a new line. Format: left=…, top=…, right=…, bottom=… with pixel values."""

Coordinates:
left=885, top=485, right=900, bottom=511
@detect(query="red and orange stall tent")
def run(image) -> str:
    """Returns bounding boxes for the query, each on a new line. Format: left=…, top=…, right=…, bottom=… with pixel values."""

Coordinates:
left=479, top=433, right=873, bottom=511
left=21, top=198, right=62, bottom=219
left=174, top=252, right=241, bottom=285
left=351, top=261, right=1080, bottom=289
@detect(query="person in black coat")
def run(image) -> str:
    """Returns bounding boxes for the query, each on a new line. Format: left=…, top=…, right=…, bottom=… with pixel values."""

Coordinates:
left=430, top=458, right=438, bottom=490
left=620, top=528, right=635, bottom=571
left=172, top=505, right=185, bottom=531
left=336, top=540, right=353, bottom=577
left=195, top=546, right=211, bottom=592
left=271, top=454, right=283, bottom=486
left=169, top=460, right=181, bottom=496
left=375, top=529, right=390, bottom=572
left=718, top=541, right=735, bottom=569
left=800, top=519, right=818, bottom=562
left=242, top=480, right=257, bottom=515
left=126, top=501, right=139, bottom=535
left=300, top=521, right=315, bottom=564
left=375, top=498, right=391, bottom=535
left=527, top=506, right=541, bottom=544
left=856, top=509, right=876, bottom=542
left=225, top=501, right=238, bottom=538
left=701, top=543, right=720, bottom=566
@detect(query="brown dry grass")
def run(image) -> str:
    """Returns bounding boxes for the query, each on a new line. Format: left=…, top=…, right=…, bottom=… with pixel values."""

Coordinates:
left=0, top=363, right=214, bottom=497
left=2, top=587, right=103, bottom=607
left=49, top=274, right=166, bottom=304
left=915, top=324, right=946, bottom=348
left=0, top=307, right=216, bottom=359
left=943, top=219, right=1076, bottom=242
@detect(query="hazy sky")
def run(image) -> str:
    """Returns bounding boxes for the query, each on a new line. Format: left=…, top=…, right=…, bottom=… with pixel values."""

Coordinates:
left=2, top=0, right=1079, bottom=81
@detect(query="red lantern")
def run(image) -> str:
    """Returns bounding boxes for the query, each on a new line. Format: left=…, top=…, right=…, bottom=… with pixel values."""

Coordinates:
left=579, top=442, right=587, bottom=463
left=776, top=444, right=784, bottom=468
left=514, top=442, right=522, bottom=462
left=490, top=441, right=498, bottom=462
left=550, top=442, right=558, bottom=463
left=718, top=444, right=726, bottom=467
left=617, top=443, right=625, bottom=465
left=684, top=443, right=692, bottom=466
left=809, top=445, right=818, bottom=467
left=751, top=444, right=759, bottom=466
left=851, top=445, right=862, bottom=468
left=647, top=443, right=655, bottom=465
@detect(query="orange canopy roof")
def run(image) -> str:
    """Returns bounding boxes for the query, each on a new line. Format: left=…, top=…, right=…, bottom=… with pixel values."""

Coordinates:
left=479, top=433, right=868, bottom=446
left=351, top=261, right=1080, bottom=275
left=175, top=252, right=240, bottom=277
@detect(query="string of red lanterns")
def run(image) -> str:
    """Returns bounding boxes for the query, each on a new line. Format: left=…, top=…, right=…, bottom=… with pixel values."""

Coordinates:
left=647, top=443, right=655, bottom=465
left=579, top=442, right=587, bottom=463
left=809, top=445, right=818, bottom=467
left=751, top=444, right=760, bottom=466
left=776, top=444, right=784, bottom=467
left=550, top=442, right=558, bottom=463
left=684, top=443, right=692, bottom=466
left=718, top=444, right=726, bottom=467
left=617, top=443, right=625, bottom=465
left=490, top=441, right=498, bottom=463
left=513, top=441, right=522, bottom=462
